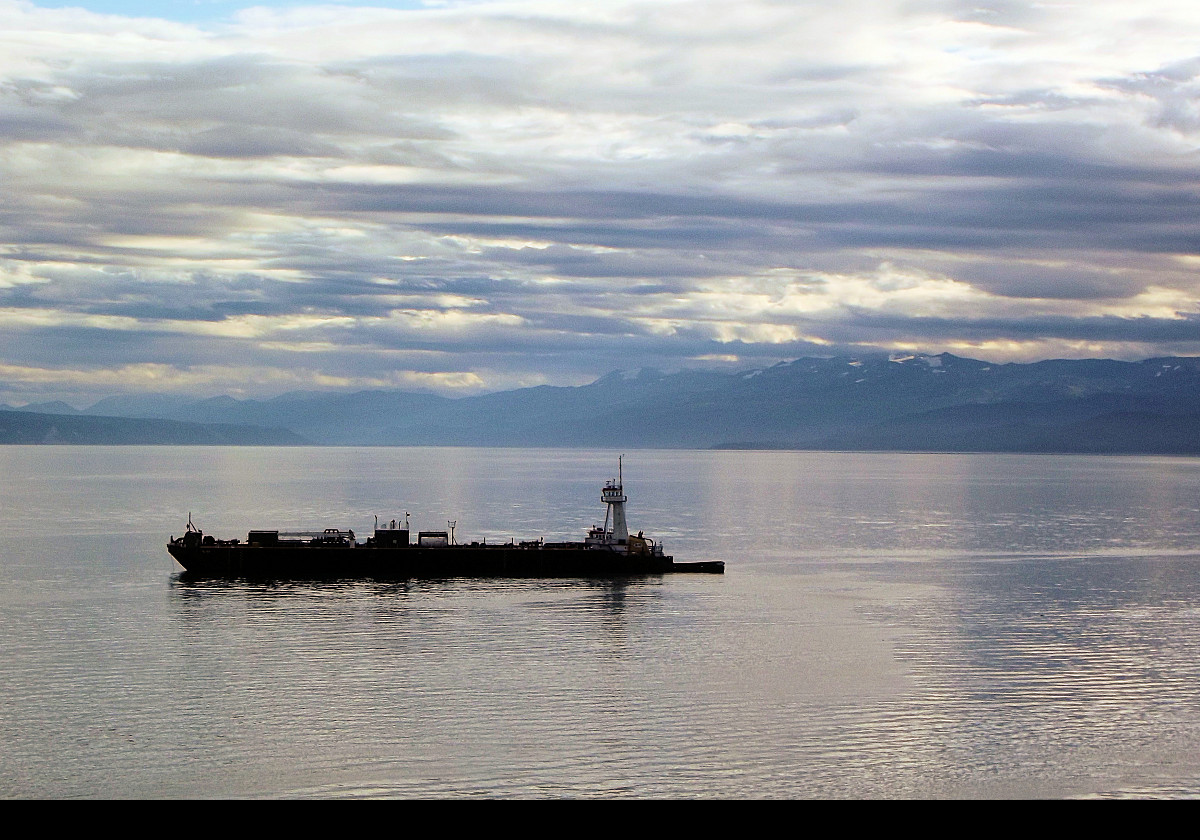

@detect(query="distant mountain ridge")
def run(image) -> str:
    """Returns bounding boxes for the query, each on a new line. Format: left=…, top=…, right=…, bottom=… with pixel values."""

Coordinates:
left=5, top=353, right=1200, bottom=453
left=0, top=409, right=307, bottom=446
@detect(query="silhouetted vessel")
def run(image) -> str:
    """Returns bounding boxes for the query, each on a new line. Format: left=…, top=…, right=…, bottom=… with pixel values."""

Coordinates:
left=168, top=460, right=724, bottom=578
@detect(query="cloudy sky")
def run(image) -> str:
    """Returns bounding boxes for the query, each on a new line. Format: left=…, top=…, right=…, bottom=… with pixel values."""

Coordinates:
left=4, top=0, right=1200, bottom=405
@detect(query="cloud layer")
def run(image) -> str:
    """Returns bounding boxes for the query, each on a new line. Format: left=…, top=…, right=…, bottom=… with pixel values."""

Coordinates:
left=4, top=0, right=1200, bottom=403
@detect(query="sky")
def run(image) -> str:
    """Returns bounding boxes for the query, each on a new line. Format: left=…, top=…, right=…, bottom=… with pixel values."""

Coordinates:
left=4, top=0, right=1200, bottom=405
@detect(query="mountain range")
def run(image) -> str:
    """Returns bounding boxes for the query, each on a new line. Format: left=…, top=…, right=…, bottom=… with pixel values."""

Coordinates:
left=4, top=353, right=1200, bottom=453
left=0, top=409, right=306, bottom=446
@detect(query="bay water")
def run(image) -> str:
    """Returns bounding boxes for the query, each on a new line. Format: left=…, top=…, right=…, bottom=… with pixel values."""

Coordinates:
left=3, top=446, right=1200, bottom=798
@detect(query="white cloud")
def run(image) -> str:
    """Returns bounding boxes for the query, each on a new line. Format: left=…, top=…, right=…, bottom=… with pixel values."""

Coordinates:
left=5, top=0, right=1200, bottom=402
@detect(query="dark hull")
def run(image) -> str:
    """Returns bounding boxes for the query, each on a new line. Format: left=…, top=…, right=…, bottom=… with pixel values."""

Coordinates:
left=168, top=542, right=724, bottom=579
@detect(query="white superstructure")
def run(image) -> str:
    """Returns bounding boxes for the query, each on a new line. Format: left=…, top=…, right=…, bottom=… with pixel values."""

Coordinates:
left=587, top=456, right=633, bottom=548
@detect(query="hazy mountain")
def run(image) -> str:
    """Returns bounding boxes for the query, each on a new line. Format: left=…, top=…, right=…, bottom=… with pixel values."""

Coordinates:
left=84, top=389, right=452, bottom=443
left=0, top=400, right=84, bottom=415
left=8, top=353, right=1200, bottom=452
left=0, top=410, right=308, bottom=445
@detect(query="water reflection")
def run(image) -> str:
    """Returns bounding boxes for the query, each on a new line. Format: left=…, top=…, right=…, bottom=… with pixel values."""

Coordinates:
left=5, top=448, right=1200, bottom=797
left=169, top=573, right=661, bottom=606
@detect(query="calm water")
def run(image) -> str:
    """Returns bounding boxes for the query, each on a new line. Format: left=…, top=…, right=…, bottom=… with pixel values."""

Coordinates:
left=3, top=446, right=1200, bottom=798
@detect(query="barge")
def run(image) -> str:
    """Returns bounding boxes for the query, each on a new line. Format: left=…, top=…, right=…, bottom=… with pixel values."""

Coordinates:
left=168, top=462, right=724, bottom=578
